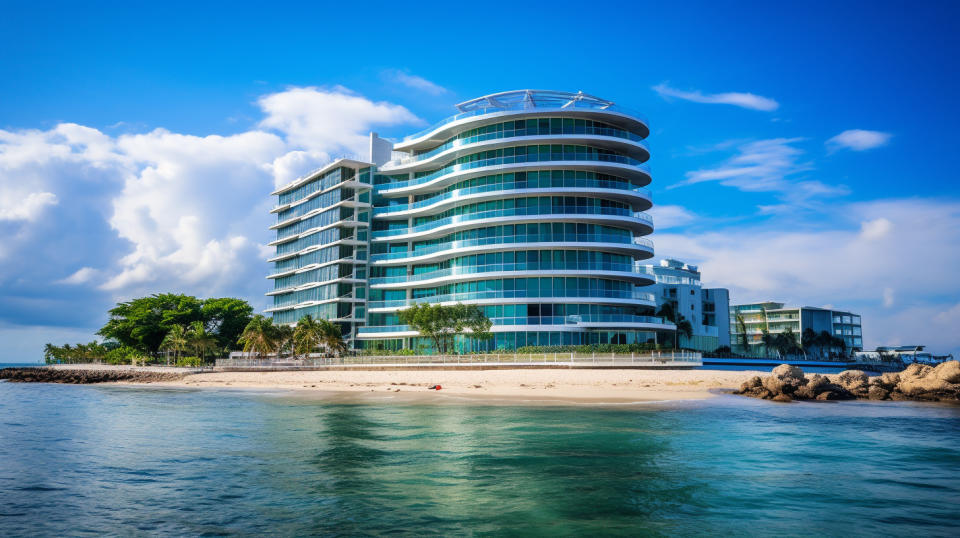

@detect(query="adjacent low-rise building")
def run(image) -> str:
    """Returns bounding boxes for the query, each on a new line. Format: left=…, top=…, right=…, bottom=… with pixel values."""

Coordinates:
left=729, top=302, right=863, bottom=357
left=642, top=259, right=730, bottom=353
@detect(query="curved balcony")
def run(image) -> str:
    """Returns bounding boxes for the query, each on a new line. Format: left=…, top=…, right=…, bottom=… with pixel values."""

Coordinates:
left=368, top=289, right=657, bottom=312
left=371, top=206, right=652, bottom=242
left=370, top=262, right=655, bottom=289
left=374, top=180, right=651, bottom=219
left=395, top=90, right=649, bottom=152
left=371, top=235, right=654, bottom=265
left=371, top=205, right=653, bottom=241
left=381, top=133, right=649, bottom=173
left=375, top=152, right=651, bottom=196
left=367, top=290, right=657, bottom=312
left=356, top=315, right=674, bottom=337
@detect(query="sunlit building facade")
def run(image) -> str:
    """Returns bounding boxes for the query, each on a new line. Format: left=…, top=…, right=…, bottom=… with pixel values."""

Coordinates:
left=267, top=90, right=674, bottom=351
left=729, top=302, right=863, bottom=356
left=643, top=259, right=730, bottom=352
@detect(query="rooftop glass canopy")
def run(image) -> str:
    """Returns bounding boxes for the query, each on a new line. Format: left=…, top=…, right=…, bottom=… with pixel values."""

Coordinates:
left=455, top=90, right=616, bottom=113
left=398, top=90, right=648, bottom=146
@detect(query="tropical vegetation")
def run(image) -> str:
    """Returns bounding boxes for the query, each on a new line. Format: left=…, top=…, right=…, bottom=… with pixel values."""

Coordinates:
left=655, top=303, right=692, bottom=349
left=97, top=294, right=253, bottom=355
left=396, top=303, right=493, bottom=354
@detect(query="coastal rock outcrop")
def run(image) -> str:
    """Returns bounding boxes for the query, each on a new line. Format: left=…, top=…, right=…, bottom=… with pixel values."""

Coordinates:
left=734, top=361, right=960, bottom=402
left=0, top=367, right=186, bottom=384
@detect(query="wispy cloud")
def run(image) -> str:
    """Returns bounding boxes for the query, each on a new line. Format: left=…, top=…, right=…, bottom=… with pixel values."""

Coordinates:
left=826, top=129, right=892, bottom=152
left=652, top=82, right=779, bottom=111
left=670, top=138, right=848, bottom=204
left=650, top=205, right=697, bottom=230
left=383, top=70, right=448, bottom=96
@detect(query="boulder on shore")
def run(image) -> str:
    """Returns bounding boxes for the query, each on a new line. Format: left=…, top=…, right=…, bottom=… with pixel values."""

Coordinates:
left=0, top=367, right=185, bottom=384
left=734, top=361, right=960, bottom=402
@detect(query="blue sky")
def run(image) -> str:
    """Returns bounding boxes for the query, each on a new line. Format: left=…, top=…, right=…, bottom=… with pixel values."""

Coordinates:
left=2, top=0, right=959, bottom=361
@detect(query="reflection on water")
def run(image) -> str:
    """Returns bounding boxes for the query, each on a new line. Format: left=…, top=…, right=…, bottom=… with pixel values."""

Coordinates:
left=0, top=383, right=958, bottom=535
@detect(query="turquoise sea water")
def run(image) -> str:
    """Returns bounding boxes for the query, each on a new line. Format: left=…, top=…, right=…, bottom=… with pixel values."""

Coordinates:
left=0, top=381, right=958, bottom=536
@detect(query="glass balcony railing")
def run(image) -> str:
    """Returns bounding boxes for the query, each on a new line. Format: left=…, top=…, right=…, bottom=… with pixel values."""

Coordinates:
left=372, top=207, right=652, bottom=239
left=369, top=262, right=650, bottom=286
left=371, top=234, right=653, bottom=262
left=373, top=180, right=650, bottom=216
left=376, top=152, right=650, bottom=193
left=386, top=126, right=648, bottom=168
left=356, top=315, right=669, bottom=335
left=368, top=289, right=656, bottom=310
left=399, top=99, right=648, bottom=144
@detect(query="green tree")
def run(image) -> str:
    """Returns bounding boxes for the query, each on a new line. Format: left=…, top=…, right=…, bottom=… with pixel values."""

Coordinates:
left=187, top=321, right=218, bottom=363
left=98, top=293, right=205, bottom=353
left=161, top=325, right=189, bottom=364
left=760, top=328, right=774, bottom=356
left=276, top=324, right=295, bottom=358
left=676, top=316, right=693, bottom=348
left=292, top=315, right=323, bottom=357
left=801, top=328, right=819, bottom=357
left=202, top=298, right=254, bottom=351
left=397, top=303, right=492, bottom=354
left=237, top=315, right=279, bottom=358
left=655, top=303, right=677, bottom=323
left=317, top=318, right=349, bottom=357
left=736, top=313, right=749, bottom=352
left=452, top=303, right=493, bottom=349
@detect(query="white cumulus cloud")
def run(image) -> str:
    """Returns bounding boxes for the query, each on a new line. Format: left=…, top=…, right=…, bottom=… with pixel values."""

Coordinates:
left=827, top=129, right=892, bottom=152
left=0, top=86, right=422, bottom=357
left=653, top=83, right=779, bottom=111
left=650, top=205, right=697, bottom=230
left=258, top=86, right=420, bottom=159
left=860, top=217, right=893, bottom=240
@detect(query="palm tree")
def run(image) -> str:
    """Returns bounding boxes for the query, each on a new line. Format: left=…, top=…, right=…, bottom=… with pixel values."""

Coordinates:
left=237, top=315, right=279, bottom=358
left=735, top=313, right=749, bottom=353
left=817, top=330, right=834, bottom=359
left=276, top=324, right=294, bottom=358
left=317, top=318, right=348, bottom=357
left=161, top=325, right=188, bottom=365
left=801, top=328, right=818, bottom=357
left=675, top=316, right=693, bottom=349
left=293, top=315, right=323, bottom=357
left=187, top=321, right=218, bottom=363
left=760, top=328, right=774, bottom=357
left=44, top=343, right=57, bottom=364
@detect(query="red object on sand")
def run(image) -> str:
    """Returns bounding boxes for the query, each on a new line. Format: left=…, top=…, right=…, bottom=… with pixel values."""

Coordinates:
left=435, top=385, right=442, bottom=390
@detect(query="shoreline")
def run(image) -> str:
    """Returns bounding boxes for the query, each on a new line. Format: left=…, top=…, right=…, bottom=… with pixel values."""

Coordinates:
left=5, top=364, right=765, bottom=403
left=152, top=367, right=760, bottom=403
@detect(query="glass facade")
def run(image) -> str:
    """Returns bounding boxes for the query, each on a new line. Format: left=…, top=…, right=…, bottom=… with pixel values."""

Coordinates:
left=267, top=90, right=672, bottom=352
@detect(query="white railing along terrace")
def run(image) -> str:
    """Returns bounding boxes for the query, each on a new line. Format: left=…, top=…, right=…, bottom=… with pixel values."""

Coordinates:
left=370, top=235, right=654, bottom=263
left=367, top=290, right=658, bottom=310
left=372, top=207, right=652, bottom=239
left=374, top=181, right=651, bottom=216
left=357, top=315, right=672, bottom=334
left=386, top=126, right=648, bottom=168
left=375, top=152, right=650, bottom=193
left=399, top=100, right=649, bottom=144
left=218, top=351, right=701, bottom=369
left=369, top=262, right=653, bottom=286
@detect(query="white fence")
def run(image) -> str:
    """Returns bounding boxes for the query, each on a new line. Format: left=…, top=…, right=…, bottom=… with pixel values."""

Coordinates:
left=217, top=351, right=702, bottom=369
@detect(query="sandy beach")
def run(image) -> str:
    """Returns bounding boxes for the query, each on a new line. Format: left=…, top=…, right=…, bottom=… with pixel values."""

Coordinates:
left=141, top=368, right=762, bottom=403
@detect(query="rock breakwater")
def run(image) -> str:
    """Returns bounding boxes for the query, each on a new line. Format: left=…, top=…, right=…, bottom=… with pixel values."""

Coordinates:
left=0, top=367, right=186, bottom=384
left=735, top=361, right=960, bottom=402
